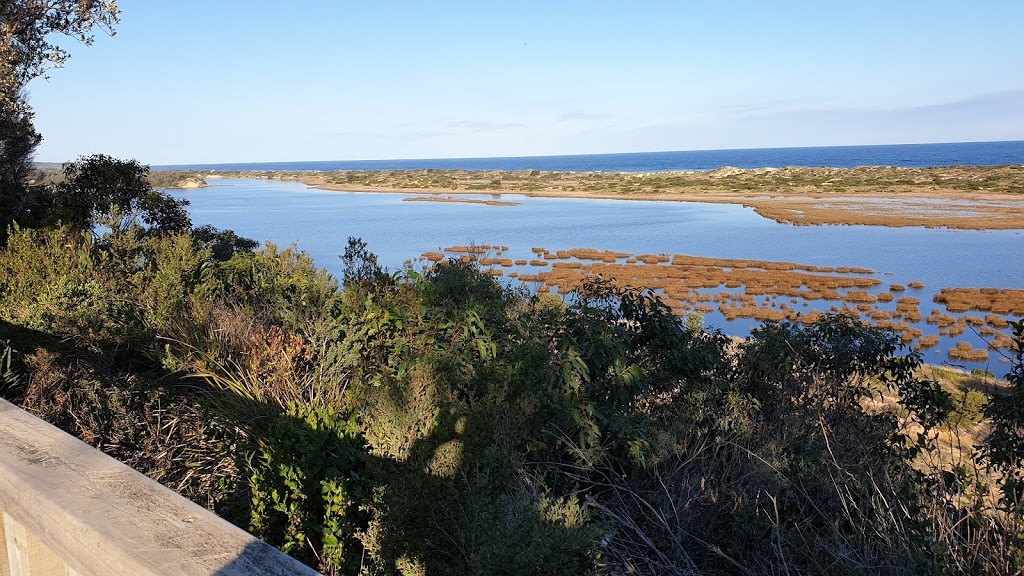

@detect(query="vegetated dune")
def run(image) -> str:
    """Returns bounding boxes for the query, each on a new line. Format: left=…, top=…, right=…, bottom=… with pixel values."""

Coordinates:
left=218, top=164, right=1024, bottom=230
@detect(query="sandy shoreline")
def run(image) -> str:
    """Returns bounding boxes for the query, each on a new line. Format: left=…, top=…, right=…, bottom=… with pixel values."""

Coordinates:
left=206, top=165, right=1024, bottom=230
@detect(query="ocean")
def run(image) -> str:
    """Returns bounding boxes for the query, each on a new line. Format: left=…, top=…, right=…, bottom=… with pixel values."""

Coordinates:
left=157, top=140, right=1024, bottom=173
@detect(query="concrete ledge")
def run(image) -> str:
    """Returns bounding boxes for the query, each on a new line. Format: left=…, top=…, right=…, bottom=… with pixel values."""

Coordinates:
left=0, top=399, right=319, bottom=576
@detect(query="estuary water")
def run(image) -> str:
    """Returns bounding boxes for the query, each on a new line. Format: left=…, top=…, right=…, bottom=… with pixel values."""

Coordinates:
left=173, top=178, right=1023, bottom=368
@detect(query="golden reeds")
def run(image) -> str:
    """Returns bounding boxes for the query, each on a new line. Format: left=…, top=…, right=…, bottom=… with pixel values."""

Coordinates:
left=948, top=342, right=989, bottom=362
left=934, top=288, right=1024, bottom=315
left=415, top=245, right=1020, bottom=360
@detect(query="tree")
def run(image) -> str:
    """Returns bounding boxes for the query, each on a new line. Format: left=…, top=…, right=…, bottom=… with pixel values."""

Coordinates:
left=47, top=154, right=191, bottom=235
left=0, top=90, right=42, bottom=240
left=0, top=0, right=120, bottom=101
left=192, top=224, right=259, bottom=261
left=340, top=236, right=386, bottom=287
left=1, top=0, right=120, bottom=242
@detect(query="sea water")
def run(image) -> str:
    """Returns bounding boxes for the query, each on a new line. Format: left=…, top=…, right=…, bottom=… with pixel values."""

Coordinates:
left=158, top=140, right=1024, bottom=173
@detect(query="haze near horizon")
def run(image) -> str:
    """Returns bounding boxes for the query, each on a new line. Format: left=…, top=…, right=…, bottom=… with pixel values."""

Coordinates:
left=27, top=0, right=1024, bottom=165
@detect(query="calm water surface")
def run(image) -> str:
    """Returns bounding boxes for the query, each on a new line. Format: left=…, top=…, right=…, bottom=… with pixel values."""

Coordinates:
left=173, top=178, right=1024, bottom=368
left=159, top=140, right=1024, bottom=172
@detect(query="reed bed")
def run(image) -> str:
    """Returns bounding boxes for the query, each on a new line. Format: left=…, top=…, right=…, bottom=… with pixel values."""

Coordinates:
left=562, top=248, right=631, bottom=262
left=948, top=341, right=990, bottom=362
left=901, top=326, right=924, bottom=343
left=927, top=310, right=958, bottom=326
left=669, top=254, right=874, bottom=274
left=479, top=257, right=514, bottom=267
left=990, top=332, right=1019, bottom=351
left=845, top=290, right=876, bottom=303
left=868, top=309, right=894, bottom=320
left=443, top=245, right=506, bottom=254
left=895, top=297, right=923, bottom=322
left=986, top=314, right=1010, bottom=328
left=417, top=245, right=1021, bottom=359
left=942, top=321, right=967, bottom=337
left=402, top=196, right=520, bottom=206
left=934, top=288, right=1024, bottom=315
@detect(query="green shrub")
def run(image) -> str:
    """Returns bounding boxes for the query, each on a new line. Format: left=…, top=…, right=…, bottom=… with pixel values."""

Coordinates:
left=948, top=389, right=988, bottom=428
left=248, top=402, right=366, bottom=575
left=5, top=224, right=1021, bottom=575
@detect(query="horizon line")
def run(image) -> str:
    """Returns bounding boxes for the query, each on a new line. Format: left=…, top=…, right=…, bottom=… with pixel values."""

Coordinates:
left=34, top=138, right=1024, bottom=168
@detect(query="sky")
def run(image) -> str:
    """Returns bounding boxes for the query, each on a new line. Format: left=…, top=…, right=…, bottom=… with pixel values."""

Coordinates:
left=25, top=0, right=1024, bottom=165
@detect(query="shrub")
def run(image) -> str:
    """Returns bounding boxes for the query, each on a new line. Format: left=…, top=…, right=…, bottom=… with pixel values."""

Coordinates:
left=248, top=403, right=366, bottom=575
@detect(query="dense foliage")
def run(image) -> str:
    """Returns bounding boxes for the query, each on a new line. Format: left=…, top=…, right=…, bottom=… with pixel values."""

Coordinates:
left=2, top=0, right=121, bottom=241
left=2, top=206, right=1022, bottom=573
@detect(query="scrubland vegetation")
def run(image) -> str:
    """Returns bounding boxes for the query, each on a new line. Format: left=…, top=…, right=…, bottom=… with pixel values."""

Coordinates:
left=2, top=189, right=1024, bottom=572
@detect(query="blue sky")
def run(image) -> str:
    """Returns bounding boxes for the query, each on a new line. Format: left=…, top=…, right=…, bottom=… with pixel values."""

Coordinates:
left=26, top=1, right=1024, bottom=164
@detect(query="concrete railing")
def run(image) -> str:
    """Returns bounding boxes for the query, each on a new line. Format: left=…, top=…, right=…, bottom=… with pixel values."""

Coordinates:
left=0, top=398, right=319, bottom=576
